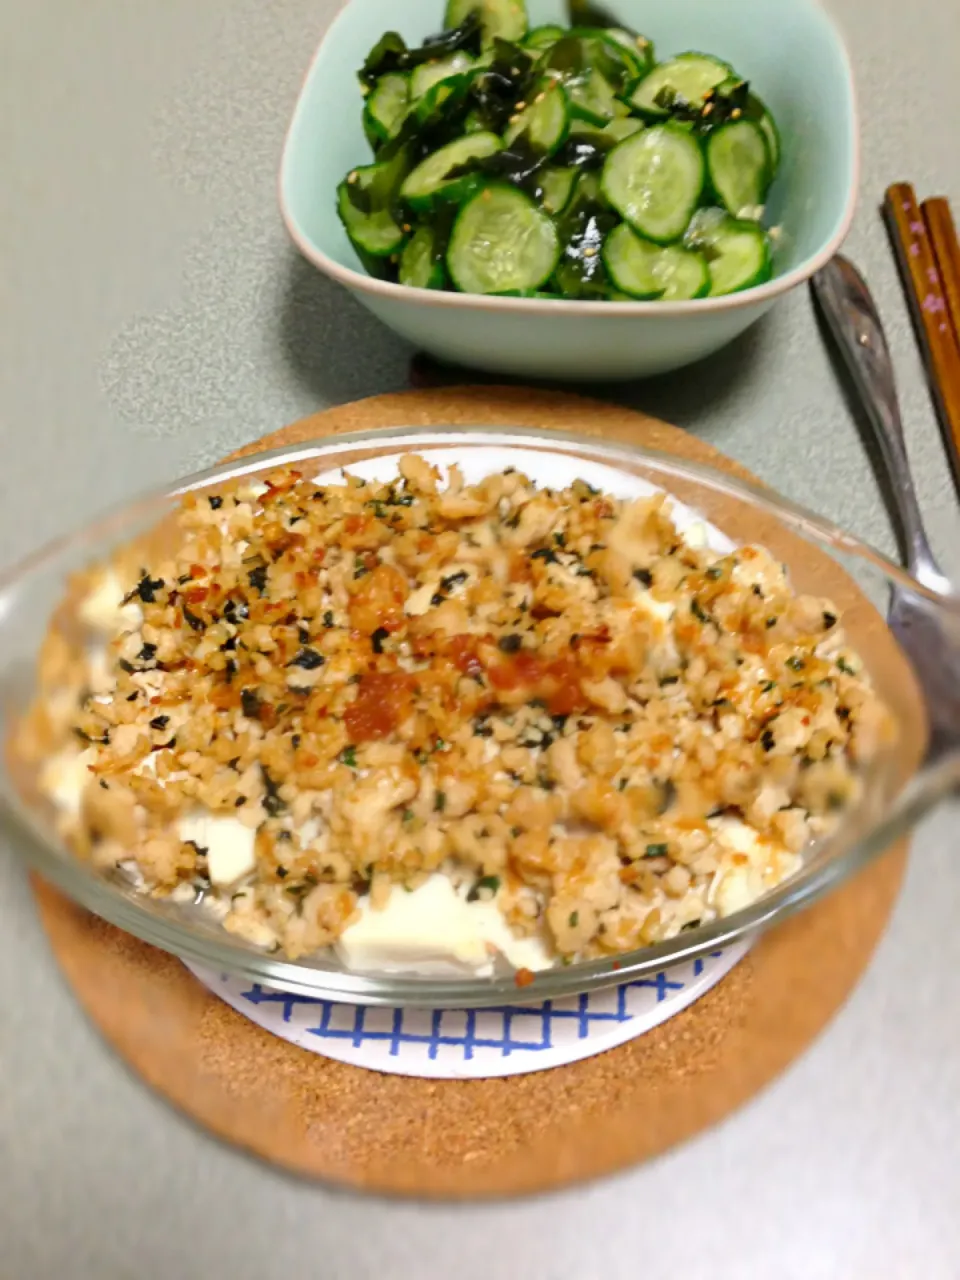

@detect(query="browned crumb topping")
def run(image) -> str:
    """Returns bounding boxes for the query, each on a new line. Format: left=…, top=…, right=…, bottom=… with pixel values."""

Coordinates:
left=23, top=455, right=894, bottom=962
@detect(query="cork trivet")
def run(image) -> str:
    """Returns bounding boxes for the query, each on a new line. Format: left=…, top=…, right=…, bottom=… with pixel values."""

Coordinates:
left=31, top=389, right=925, bottom=1198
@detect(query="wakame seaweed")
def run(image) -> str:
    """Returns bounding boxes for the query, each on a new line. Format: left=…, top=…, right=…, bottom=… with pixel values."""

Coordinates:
left=567, top=0, right=630, bottom=30
left=357, top=13, right=484, bottom=87
left=654, top=79, right=766, bottom=137
left=553, top=175, right=617, bottom=299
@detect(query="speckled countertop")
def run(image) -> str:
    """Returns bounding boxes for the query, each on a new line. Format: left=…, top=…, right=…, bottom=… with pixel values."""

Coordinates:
left=2, top=0, right=959, bottom=1276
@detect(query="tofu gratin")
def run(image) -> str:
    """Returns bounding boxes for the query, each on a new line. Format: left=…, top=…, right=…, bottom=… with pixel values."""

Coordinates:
left=17, top=455, right=894, bottom=977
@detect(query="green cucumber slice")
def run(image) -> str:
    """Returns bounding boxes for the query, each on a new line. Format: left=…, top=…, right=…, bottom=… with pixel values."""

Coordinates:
left=627, top=53, right=734, bottom=120
left=709, top=82, right=779, bottom=175
left=447, top=185, right=559, bottom=293
left=525, top=23, right=565, bottom=49
left=567, top=67, right=620, bottom=124
left=399, top=225, right=447, bottom=289
left=601, top=125, right=705, bottom=243
left=444, top=0, right=528, bottom=46
left=606, top=28, right=655, bottom=75
left=539, top=166, right=578, bottom=215
left=411, top=74, right=471, bottom=129
left=400, top=132, right=502, bottom=212
left=337, top=186, right=405, bottom=258
left=504, top=79, right=570, bottom=154
left=603, top=116, right=644, bottom=143
left=706, top=120, right=770, bottom=218
left=758, top=111, right=781, bottom=175
left=410, top=52, right=475, bottom=101
left=568, top=114, right=643, bottom=151
left=684, top=206, right=730, bottom=248
left=542, top=33, right=638, bottom=121
left=363, top=73, right=409, bottom=148
left=602, top=223, right=709, bottom=299
left=686, top=210, right=772, bottom=295
left=337, top=146, right=413, bottom=258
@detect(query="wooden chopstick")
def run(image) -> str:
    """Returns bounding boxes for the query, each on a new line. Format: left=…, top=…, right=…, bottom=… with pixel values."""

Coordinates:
left=883, top=182, right=960, bottom=487
left=923, top=197, right=960, bottom=352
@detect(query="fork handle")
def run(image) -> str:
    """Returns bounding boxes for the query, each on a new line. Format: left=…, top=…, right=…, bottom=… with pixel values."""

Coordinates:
left=811, top=256, right=943, bottom=585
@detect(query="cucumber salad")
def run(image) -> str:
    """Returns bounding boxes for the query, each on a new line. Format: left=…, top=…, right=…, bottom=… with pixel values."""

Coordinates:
left=337, top=1, right=782, bottom=301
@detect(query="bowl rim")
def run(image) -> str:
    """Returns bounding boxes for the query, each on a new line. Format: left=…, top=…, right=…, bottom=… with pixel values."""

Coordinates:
left=1, top=425, right=947, bottom=1009
left=277, top=0, right=860, bottom=317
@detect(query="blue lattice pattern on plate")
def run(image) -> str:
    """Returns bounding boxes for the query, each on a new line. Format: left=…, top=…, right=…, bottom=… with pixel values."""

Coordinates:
left=188, top=944, right=748, bottom=1078
left=241, top=959, right=716, bottom=1059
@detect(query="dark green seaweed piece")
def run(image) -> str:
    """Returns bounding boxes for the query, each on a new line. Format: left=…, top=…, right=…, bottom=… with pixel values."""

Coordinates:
left=552, top=172, right=617, bottom=298
left=654, top=78, right=765, bottom=138
left=443, top=135, right=549, bottom=202
left=540, top=31, right=638, bottom=99
left=466, top=38, right=537, bottom=134
left=358, top=14, right=483, bottom=87
left=553, top=136, right=612, bottom=170
left=568, top=0, right=626, bottom=29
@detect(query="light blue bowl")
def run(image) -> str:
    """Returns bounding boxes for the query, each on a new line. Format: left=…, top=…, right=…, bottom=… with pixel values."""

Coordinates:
left=280, top=0, right=857, bottom=380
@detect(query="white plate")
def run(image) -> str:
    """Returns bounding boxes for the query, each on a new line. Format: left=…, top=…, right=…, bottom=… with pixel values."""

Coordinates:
left=186, top=939, right=750, bottom=1079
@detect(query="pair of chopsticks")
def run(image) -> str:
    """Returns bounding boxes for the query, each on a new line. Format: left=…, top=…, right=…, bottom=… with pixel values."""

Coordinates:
left=884, top=184, right=960, bottom=486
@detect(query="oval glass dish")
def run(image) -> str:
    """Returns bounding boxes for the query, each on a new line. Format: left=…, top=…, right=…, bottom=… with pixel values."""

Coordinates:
left=1, top=427, right=954, bottom=1007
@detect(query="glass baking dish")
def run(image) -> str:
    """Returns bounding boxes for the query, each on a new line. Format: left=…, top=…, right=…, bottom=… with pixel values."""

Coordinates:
left=1, top=426, right=955, bottom=1007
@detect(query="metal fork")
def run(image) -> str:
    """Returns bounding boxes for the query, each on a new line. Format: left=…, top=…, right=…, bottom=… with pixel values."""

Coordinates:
left=812, top=255, right=960, bottom=758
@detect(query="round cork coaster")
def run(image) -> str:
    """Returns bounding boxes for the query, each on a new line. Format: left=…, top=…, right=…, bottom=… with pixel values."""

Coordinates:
left=31, top=388, right=924, bottom=1198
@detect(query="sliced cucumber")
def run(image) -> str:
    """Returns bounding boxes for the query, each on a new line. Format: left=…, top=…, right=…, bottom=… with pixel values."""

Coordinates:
left=602, top=223, right=709, bottom=299
left=525, top=23, right=565, bottom=49
left=758, top=110, right=781, bottom=175
left=544, top=32, right=638, bottom=121
left=399, top=225, right=446, bottom=289
left=410, top=52, right=475, bottom=101
left=711, top=82, right=779, bottom=175
left=504, top=79, right=570, bottom=154
left=447, top=185, right=559, bottom=293
left=706, top=120, right=770, bottom=218
left=337, top=146, right=412, bottom=258
left=363, top=73, right=409, bottom=148
left=567, top=67, right=620, bottom=124
left=606, top=28, right=655, bottom=75
left=400, top=132, right=502, bottom=212
left=684, top=206, right=730, bottom=248
left=568, top=114, right=641, bottom=146
left=412, top=74, right=471, bottom=129
left=626, top=53, right=734, bottom=120
left=444, top=0, right=529, bottom=46
left=603, top=116, right=644, bottom=143
left=686, top=210, right=772, bottom=295
left=587, top=29, right=649, bottom=80
left=338, top=186, right=405, bottom=258
left=602, top=125, right=705, bottom=244
left=574, top=29, right=646, bottom=89
left=539, top=166, right=578, bottom=215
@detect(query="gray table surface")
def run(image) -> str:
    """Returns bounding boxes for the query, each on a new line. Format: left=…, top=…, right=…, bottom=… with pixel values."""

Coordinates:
left=2, top=1, right=960, bottom=1276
